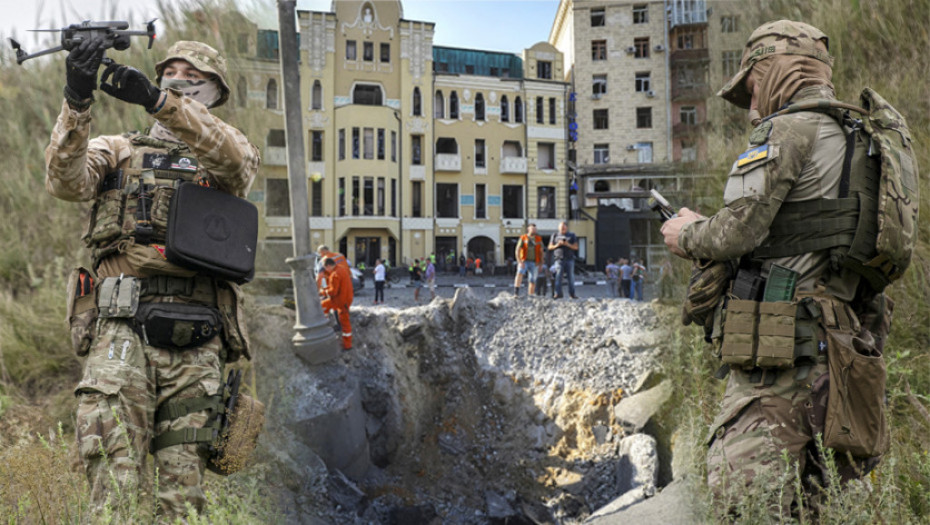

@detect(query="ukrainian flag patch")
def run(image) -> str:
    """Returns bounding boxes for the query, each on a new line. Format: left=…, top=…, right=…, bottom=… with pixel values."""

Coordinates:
left=737, top=145, right=769, bottom=167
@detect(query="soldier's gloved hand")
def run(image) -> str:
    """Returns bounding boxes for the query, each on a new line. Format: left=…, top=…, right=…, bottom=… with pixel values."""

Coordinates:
left=65, top=36, right=108, bottom=104
left=99, top=62, right=163, bottom=111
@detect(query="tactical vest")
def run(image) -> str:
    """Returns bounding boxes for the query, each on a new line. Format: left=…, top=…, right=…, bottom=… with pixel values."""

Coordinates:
left=83, top=133, right=214, bottom=271
left=751, top=90, right=919, bottom=294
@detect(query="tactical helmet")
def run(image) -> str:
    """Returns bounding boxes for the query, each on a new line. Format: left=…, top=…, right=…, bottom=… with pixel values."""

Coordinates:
left=718, top=20, right=834, bottom=108
left=155, top=41, right=230, bottom=107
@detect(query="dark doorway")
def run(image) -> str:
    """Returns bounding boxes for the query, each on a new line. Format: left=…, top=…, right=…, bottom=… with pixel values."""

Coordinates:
left=467, top=236, right=495, bottom=263
left=354, top=236, right=381, bottom=267
left=596, top=205, right=632, bottom=270
left=436, top=236, right=458, bottom=272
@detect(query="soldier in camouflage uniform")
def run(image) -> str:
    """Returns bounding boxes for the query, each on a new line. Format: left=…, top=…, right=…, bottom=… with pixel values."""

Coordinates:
left=46, top=39, right=259, bottom=517
left=661, top=21, right=891, bottom=513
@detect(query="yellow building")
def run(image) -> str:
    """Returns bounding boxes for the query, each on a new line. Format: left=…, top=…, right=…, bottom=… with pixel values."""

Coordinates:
left=248, top=0, right=576, bottom=274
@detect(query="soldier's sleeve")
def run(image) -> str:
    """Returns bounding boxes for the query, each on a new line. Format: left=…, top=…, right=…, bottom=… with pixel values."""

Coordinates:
left=152, top=89, right=261, bottom=197
left=45, top=100, right=124, bottom=202
left=679, top=118, right=816, bottom=261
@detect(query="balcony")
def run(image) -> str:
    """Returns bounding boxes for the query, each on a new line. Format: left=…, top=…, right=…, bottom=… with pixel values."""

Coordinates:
left=264, top=146, right=287, bottom=166
left=669, top=0, right=707, bottom=29
left=670, top=48, right=710, bottom=64
left=500, top=156, right=527, bottom=174
left=673, top=121, right=707, bottom=137
left=434, top=153, right=462, bottom=172
left=672, top=82, right=711, bottom=101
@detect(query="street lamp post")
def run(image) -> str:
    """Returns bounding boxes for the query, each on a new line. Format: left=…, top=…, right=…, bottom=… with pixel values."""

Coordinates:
left=277, top=0, right=340, bottom=364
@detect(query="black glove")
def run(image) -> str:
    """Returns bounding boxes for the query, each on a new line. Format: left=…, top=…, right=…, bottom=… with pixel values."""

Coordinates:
left=100, top=62, right=162, bottom=111
left=65, top=37, right=107, bottom=104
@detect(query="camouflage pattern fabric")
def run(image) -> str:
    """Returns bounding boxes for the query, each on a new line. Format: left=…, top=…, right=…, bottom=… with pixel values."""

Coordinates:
left=706, top=362, right=877, bottom=514
left=155, top=41, right=230, bottom=107
left=46, top=62, right=259, bottom=517
left=76, top=319, right=222, bottom=517
left=718, top=20, right=833, bottom=109
left=682, top=81, right=884, bottom=510
left=45, top=90, right=259, bottom=201
left=679, top=85, right=859, bottom=298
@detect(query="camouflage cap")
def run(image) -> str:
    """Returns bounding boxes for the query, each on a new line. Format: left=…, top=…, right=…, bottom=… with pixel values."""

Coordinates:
left=718, top=20, right=834, bottom=108
left=155, top=41, right=230, bottom=107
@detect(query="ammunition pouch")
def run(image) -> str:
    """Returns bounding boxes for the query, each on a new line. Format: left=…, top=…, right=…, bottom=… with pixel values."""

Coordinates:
left=132, top=302, right=222, bottom=350
left=151, top=370, right=265, bottom=476
left=716, top=296, right=822, bottom=371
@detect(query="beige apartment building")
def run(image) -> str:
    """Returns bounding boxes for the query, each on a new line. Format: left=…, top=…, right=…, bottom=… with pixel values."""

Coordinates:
left=549, top=0, right=743, bottom=270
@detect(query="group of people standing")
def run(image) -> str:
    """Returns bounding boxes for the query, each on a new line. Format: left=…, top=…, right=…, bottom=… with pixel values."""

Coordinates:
left=605, top=258, right=647, bottom=300
left=513, top=221, right=580, bottom=299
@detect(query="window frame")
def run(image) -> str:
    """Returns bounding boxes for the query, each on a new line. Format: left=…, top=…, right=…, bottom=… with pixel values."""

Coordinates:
left=636, top=107, right=652, bottom=129
left=592, top=39, right=607, bottom=61
left=593, top=108, right=609, bottom=130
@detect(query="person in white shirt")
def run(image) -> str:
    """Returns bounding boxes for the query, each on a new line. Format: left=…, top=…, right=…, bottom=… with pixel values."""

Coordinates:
left=373, top=259, right=386, bottom=304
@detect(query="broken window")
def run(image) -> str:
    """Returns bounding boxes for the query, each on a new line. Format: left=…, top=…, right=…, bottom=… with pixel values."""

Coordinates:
left=502, top=185, right=524, bottom=219
left=591, top=8, right=605, bottom=26
left=265, top=178, right=290, bottom=217
left=538, top=186, right=556, bottom=218
left=594, top=109, right=609, bottom=130
left=636, top=107, right=652, bottom=128
left=592, top=40, right=607, bottom=61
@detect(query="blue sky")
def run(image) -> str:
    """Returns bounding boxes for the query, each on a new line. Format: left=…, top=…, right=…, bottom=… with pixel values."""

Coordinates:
left=297, top=0, right=561, bottom=54
left=4, top=0, right=561, bottom=57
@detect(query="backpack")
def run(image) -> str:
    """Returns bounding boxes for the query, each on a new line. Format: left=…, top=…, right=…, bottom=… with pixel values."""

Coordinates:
left=754, top=88, right=919, bottom=292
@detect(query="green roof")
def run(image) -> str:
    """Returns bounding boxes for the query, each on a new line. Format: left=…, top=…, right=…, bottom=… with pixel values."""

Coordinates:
left=432, top=46, right=523, bottom=79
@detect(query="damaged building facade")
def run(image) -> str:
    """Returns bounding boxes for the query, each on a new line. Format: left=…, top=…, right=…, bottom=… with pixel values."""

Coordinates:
left=247, top=0, right=744, bottom=275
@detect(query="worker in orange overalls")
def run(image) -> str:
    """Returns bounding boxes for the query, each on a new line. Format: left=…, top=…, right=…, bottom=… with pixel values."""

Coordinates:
left=319, top=256, right=354, bottom=350
left=315, top=244, right=350, bottom=290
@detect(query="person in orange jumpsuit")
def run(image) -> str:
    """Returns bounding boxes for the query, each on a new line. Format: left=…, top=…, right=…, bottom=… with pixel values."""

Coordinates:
left=319, top=257, right=354, bottom=350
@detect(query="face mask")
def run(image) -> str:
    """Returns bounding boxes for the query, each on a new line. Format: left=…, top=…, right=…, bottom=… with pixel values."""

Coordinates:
left=160, top=77, right=221, bottom=108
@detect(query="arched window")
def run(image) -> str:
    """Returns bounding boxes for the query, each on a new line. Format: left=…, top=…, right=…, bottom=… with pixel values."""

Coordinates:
left=312, top=80, right=322, bottom=110
left=500, top=95, right=509, bottom=122
left=266, top=79, right=278, bottom=110
left=450, top=91, right=459, bottom=119
left=413, top=87, right=422, bottom=116
left=594, top=180, right=610, bottom=192
left=237, top=77, right=247, bottom=108
left=475, top=93, right=485, bottom=121
left=515, top=96, right=523, bottom=123
left=434, top=90, right=444, bottom=118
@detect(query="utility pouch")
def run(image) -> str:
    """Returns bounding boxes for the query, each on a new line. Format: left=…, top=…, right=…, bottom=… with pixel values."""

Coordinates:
left=86, top=189, right=124, bottom=246
left=720, top=299, right=759, bottom=368
left=755, top=302, right=798, bottom=369
left=97, top=275, right=141, bottom=318
left=217, top=282, right=251, bottom=361
left=123, top=241, right=198, bottom=278
left=133, top=302, right=222, bottom=350
left=66, top=267, right=98, bottom=356
left=149, top=186, right=175, bottom=239
left=823, top=327, right=889, bottom=457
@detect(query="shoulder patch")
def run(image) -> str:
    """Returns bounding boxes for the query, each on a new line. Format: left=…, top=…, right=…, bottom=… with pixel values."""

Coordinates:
left=749, top=120, right=773, bottom=145
left=736, top=144, right=770, bottom=167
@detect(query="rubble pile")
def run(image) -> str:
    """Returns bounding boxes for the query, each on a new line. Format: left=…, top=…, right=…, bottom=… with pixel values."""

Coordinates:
left=249, top=288, right=674, bottom=524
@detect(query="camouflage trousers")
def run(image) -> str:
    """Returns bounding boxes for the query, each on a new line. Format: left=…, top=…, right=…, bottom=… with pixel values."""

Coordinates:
left=706, top=362, right=879, bottom=514
left=75, top=318, right=223, bottom=518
